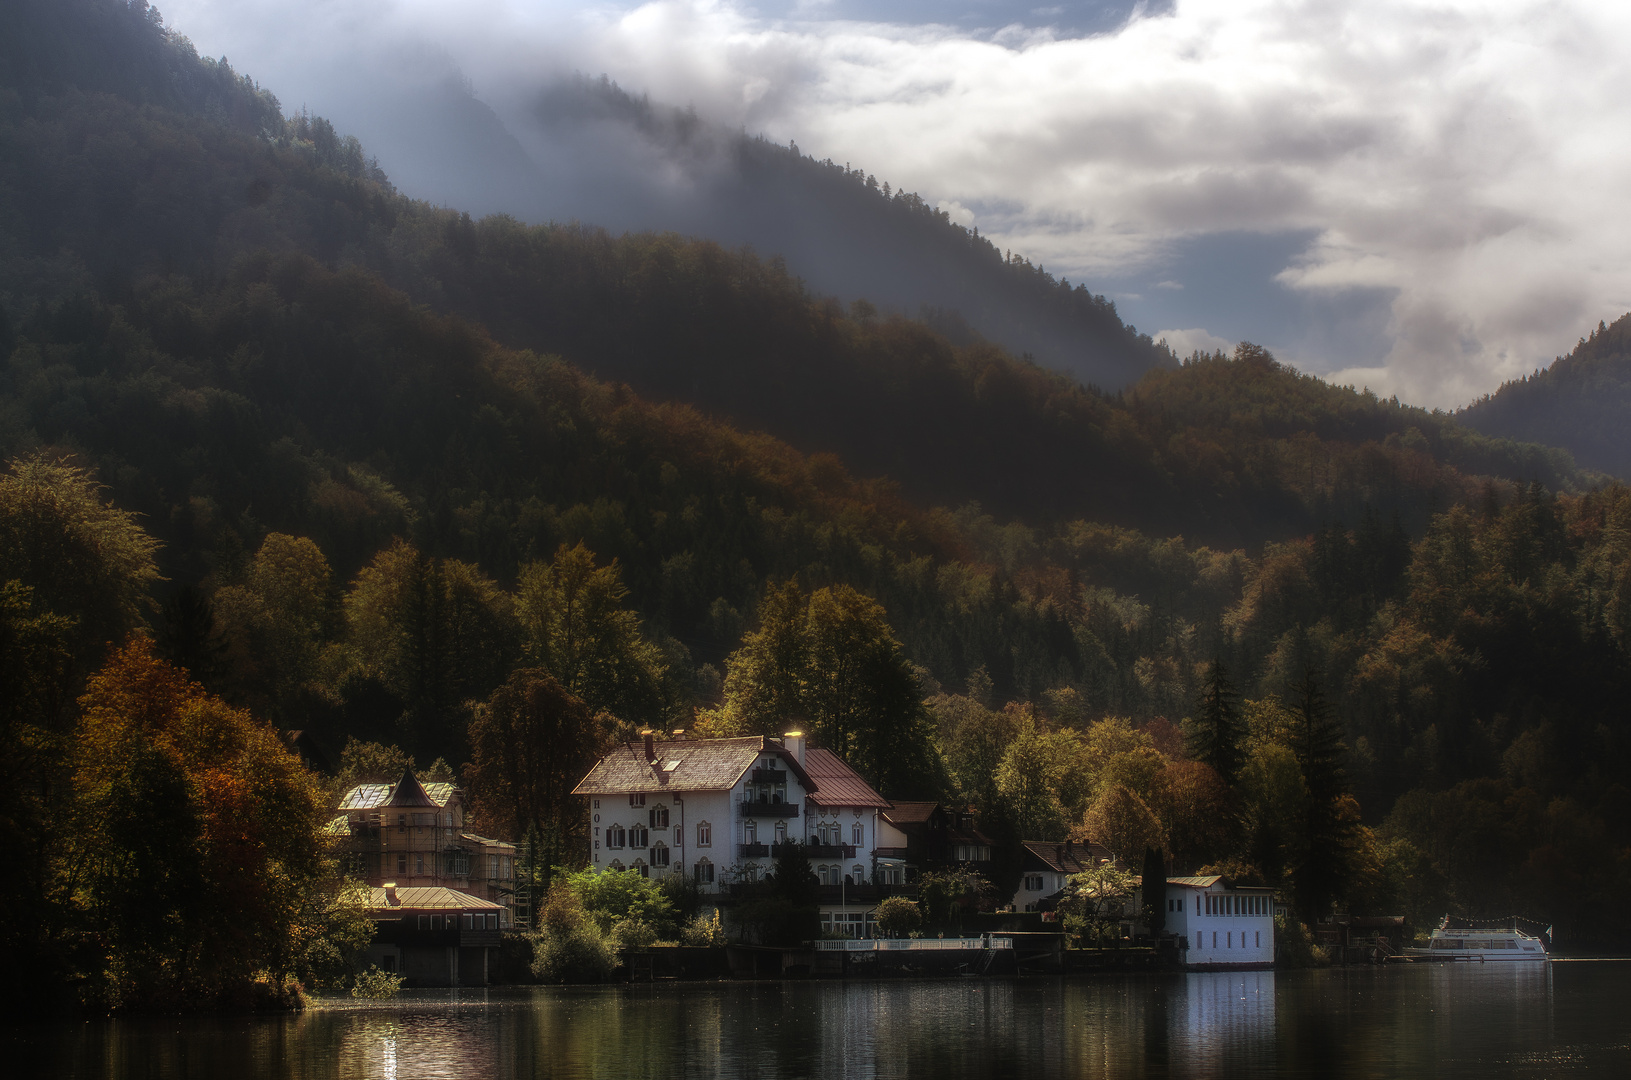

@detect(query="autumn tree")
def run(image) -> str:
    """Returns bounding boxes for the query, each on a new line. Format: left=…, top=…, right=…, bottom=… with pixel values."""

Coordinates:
left=1077, top=783, right=1165, bottom=862
left=1154, top=759, right=1238, bottom=872
left=69, top=636, right=348, bottom=1009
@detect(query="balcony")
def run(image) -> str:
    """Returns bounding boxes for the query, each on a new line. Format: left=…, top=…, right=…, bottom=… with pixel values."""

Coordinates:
left=739, top=843, right=770, bottom=858
left=873, top=847, right=909, bottom=860
left=815, top=883, right=918, bottom=902
left=751, top=768, right=787, bottom=784
left=797, top=843, right=857, bottom=859
left=739, top=799, right=800, bottom=818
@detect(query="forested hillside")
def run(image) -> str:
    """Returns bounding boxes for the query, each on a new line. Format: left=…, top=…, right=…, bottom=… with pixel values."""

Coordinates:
left=4, top=1, right=1631, bottom=1012
left=1461, top=314, right=1631, bottom=479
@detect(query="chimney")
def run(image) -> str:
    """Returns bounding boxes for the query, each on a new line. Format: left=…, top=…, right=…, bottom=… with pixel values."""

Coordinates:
left=384, top=882, right=398, bottom=905
left=1056, top=844, right=1065, bottom=867
left=783, top=731, right=806, bottom=767
left=642, top=730, right=656, bottom=764
left=1065, top=838, right=1075, bottom=863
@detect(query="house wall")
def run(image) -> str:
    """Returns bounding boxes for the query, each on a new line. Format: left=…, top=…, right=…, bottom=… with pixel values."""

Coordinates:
left=1011, top=869, right=1071, bottom=912
left=1167, top=884, right=1275, bottom=967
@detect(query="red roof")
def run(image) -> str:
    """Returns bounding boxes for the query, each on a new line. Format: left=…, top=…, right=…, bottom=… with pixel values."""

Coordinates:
left=1020, top=839, right=1112, bottom=874
left=803, top=748, right=890, bottom=809
left=882, top=800, right=940, bottom=825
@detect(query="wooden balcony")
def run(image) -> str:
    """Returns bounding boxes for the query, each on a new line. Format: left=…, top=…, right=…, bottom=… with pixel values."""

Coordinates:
left=751, top=768, right=787, bottom=783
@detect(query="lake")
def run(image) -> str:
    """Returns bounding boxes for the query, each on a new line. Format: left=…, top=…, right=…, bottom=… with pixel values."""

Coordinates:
left=9, top=962, right=1629, bottom=1078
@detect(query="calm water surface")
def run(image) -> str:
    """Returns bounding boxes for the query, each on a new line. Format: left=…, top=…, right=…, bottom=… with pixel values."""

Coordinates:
left=10, top=962, right=1630, bottom=1078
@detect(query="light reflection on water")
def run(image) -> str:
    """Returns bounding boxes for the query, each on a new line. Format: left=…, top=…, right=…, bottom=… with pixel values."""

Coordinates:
left=9, top=962, right=1627, bottom=1079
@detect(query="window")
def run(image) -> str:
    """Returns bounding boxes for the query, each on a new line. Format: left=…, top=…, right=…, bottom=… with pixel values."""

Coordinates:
left=652, top=842, right=670, bottom=867
left=502, top=856, right=511, bottom=879
left=774, top=821, right=787, bottom=843
left=1193, top=933, right=1201, bottom=950
left=629, top=794, right=646, bottom=807
left=1255, top=931, right=1261, bottom=948
left=634, top=859, right=648, bottom=879
left=744, top=820, right=757, bottom=844
left=463, top=914, right=474, bottom=930
left=695, top=859, right=714, bottom=884
left=1024, top=874, right=1043, bottom=891
left=629, top=825, right=648, bottom=849
left=418, top=915, right=429, bottom=930
left=697, top=822, right=712, bottom=847
left=489, top=854, right=499, bottom=878
left=610, top=860, right=625, bottom=871
left=650, top=805, right=669, bottom=827
left=488, top=914, right=498, bottom=929
left=853, top=865, right=865, bottom=884
left=607, top=825, right=625, bottom=849
left=398, top=814, right=407, bottom=829
left=1228, top=932, right=1232, bottom=948
left=818, top=865, right=830, bottom=885
left=447, top=850, right=471, bottom=876
left=397, top=853, right=407, bottom=875
left=853, top=822, right=864, bottom=846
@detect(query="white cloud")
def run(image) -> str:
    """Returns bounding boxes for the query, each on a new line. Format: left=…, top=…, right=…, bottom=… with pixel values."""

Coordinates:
left=1156, top=328, right=1233, bottom=359
left=167, top=0, right=1631, bottom=407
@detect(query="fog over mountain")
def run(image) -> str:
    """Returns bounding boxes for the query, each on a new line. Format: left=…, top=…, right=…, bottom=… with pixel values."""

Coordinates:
left=166, top=0, right=1631, bottom=407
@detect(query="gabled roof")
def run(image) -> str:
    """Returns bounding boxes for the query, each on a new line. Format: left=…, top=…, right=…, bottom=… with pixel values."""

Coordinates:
left=882, top=801, right=942, bottom=825
left=571, top=736, right=819, bottom=796
left=1021, top=839, right=1112, bottom=874
left=1167, top=875, right=1223, bottom=888
left=365, top=886, right=501, bottom=914
left=803, top=748, right=890, bottom=809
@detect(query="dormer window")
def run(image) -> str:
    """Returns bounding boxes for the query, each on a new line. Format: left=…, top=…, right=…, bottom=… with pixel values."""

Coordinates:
left=629, top=794, right=646, bottom=807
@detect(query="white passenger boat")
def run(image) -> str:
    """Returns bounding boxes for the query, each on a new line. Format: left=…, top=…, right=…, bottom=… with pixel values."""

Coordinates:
left=1402, top=919, right=1549, bottom=962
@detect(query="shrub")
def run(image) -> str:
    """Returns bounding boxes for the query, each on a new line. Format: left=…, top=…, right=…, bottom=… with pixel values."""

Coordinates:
left=874, top=897, right=923, bottom=938
left=1273, top=913, right=1330, bottom=968
left=681, top=909, right=728, bottom=947
left=531, top=925, right=617, bottom=983
left=351, top=966, right=405, bottom=999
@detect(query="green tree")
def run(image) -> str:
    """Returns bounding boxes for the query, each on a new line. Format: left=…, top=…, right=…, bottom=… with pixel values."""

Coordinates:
left=341, top=540, right=518, bottom=758
left=516, top=543, right=668, bottom=727
left=1140, top=846, right=1167, bottom=934
left=1059, top=860, right=1137, bottom=947
left=994, top=708, right=1082, bottom=840
left=1188, top=660, right=1245, bottom=784
left=874, top=896, right=923, bottom=937
left=1287, top=669, right=1356, bottom=916
left=1078, top=783, right=1165, bottom=862
left=465, top=668, right=607, bottom=865
left=214, top=533, right=334, bottom=715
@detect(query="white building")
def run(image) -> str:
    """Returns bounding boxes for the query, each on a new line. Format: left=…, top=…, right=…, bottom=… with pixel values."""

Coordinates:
left=1163, top=874, right=1276, bottom=969
left=1009, top=839, right=1113, bottom=912
left=572, top=730, right=902, bottom=935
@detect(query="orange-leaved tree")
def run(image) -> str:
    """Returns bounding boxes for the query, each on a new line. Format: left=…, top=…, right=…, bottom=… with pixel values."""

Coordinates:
left=69, top=635, right=357, bottom=1009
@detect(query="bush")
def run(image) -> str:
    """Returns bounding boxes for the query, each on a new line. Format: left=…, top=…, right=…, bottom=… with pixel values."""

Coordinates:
left=874, top=897, right=923, bottom=938
left=681, top=909, right=728, bottom=947
left=531, top=925, right=618, bottom=983
left=351, top=966, right=405, bottom=999
left=610, top=917, right=661, bottom=949
left=1274, top=913, right=1330, bottom=968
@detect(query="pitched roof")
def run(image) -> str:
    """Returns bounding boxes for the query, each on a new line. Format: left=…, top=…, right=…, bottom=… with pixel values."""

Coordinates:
left=1021, top=839, right=1112, bottom=874
left=1167, top=875, right=1224, bottom=888
left=337, top=776, right=459, bottom=811
left=881, top=801, right=941, bottom=825
left=571, top=736, right=818, bottom=796
left=803, top=748, right=890, bottom=809
left=365, top=886, right=502, bottom=914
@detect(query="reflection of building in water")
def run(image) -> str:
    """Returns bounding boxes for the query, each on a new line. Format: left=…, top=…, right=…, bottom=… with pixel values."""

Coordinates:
left=1170, top=970, right=1278, bottom=1071
left=332, top=1005, right=501, bottom=1079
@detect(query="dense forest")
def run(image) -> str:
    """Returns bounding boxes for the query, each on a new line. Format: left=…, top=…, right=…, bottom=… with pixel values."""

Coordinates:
left=1461, top=314, right=1631, bottom=479
left=3, top=0, right=1631, bottom=1010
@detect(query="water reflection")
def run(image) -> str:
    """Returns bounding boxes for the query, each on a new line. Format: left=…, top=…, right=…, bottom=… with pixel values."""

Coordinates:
left=9, top=961, right=1625, bottom=1080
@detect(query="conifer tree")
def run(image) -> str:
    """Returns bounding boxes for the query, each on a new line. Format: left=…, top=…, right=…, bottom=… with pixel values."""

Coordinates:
left=1188, top=660, right=1245, bottom=785
left=1287, top=668, right=1355, bottom=917
left=1141, top=846, right=1167, bottom=935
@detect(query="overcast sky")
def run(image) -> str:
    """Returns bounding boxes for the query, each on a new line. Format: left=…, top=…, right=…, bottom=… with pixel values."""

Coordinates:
left=164, top=0, right=1631, bottom=408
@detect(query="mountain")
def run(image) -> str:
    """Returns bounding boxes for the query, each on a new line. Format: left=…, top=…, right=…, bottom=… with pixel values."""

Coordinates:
left=1459, top=314, right=1631, bottom=479
left=6, top=0, right=1631, bottom=954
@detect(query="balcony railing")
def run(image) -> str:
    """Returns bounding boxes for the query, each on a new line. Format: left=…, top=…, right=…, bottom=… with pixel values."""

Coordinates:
left=739, top=843, right=770, bottom=858
left=751, top=768, right=787, bottom=783
left=873, top=847, right=909, bottom=860
left=739, top=799, right=800, bottom=818
left=798, top=843, right=857, bottom=859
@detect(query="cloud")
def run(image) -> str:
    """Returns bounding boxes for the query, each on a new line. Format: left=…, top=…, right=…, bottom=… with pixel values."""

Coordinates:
left=1155, top=328, right=1232, bottom=359
left=166, top=0, right=1631, bottom=408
